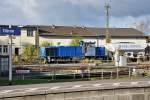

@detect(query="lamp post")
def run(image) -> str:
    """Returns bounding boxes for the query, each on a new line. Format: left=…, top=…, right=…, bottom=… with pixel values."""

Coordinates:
left=9, top=34, right=13, bottom=85
left=8, top=25, right=13, bottom=85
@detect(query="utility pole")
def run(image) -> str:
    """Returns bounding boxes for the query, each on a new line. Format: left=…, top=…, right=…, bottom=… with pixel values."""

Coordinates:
left=105, top=0, right=112, bottom=62
left=105, top=0, right=111, bottom=44
left=35, top=26, right=39, bottom=61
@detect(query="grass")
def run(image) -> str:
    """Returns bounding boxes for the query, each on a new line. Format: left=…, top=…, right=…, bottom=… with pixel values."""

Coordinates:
left=90, top=75, right=144, bottom=81
left=0, top=79, right=53, bottom=86
left=0, top=75, right=147, bottom=86
left=0, top=77, right=89, bottom=86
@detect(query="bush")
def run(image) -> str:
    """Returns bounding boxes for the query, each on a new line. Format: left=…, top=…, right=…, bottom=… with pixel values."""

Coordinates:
left=69, top=37, right=82, bottom=46
left=22, top=44, right=37, bottom=64
left=40, top=41, right=54, bottom=47
left=81, top=58, right=89, bottom=64
left=94, top=60, right=103, bottom=64
left=13, top=55, right=19, bottom=65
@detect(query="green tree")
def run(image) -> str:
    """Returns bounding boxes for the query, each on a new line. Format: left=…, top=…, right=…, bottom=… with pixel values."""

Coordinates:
left=13, top=55, right=19, bottom=65
left=23, top=44, right=37, bottom=64
left=40, top=41, right=54, bottom=47
left=69, top=37, right=82, bottom=46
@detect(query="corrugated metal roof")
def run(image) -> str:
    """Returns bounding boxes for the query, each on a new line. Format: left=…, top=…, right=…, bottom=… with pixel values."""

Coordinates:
left=38, top=26, right=145, bottom=37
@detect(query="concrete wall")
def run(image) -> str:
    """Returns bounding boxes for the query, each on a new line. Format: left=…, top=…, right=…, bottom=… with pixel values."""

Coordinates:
left=1, top=87, right=150, bottom=100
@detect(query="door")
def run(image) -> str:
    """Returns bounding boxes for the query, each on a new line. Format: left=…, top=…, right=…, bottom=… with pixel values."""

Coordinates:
left=15, top=48, right=19, bottom=55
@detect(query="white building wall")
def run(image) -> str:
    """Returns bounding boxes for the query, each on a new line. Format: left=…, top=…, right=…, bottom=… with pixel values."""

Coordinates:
left=40, top=37, right=103, bottom=46
left=39, top=37, right=146, bottom=47
left=0, top=36, right=9, bottom=44
left=39, top=37, right=72, bottom=46
left=19, top=29, right=36, bottom=45
left=111, top=38, right=146, bottom=45
left=0, top=29, right=36, bottom=55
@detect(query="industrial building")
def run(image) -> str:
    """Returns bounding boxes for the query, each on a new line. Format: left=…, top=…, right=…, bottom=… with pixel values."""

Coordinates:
left=0, top=25, right=148, bottom=56
left=39, top=26, right=147, bottom=45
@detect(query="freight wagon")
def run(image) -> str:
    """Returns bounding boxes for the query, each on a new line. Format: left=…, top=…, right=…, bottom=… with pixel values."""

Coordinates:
left=39, top=46, right=106, bottom=63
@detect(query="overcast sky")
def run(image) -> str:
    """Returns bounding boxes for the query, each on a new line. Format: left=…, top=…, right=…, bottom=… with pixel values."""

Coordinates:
left=0, top=0, right=150, bottom=33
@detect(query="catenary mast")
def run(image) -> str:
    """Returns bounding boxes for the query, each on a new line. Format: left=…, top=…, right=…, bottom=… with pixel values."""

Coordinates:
left=105, top=0, right=111, bottom=43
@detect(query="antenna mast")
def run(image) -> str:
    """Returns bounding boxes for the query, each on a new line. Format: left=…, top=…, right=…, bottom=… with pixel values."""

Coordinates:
left=105, top=0, right=111, bottom=43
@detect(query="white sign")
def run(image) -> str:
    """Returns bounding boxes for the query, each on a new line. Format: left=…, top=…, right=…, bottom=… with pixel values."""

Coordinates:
left=116, top=44, right=146, bottom=50
left=105, top=43, right=146, bottom=52
left=16, top=70, right=30, bottom=74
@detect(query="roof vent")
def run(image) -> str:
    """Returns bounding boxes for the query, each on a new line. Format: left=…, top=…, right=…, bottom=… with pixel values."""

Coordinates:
left=52, top=25, right=56, bottom=29
left=73, top=25, right=77, bottom=28
left=81, top=26, right=86, bottom=29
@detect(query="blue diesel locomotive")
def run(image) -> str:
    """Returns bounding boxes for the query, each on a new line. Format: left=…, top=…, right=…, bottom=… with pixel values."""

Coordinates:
left=39, top=45, right=106, bottom=63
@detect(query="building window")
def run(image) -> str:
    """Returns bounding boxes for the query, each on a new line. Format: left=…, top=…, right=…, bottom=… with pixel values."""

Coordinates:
left=0, top=45, right=2, bottom=54
left=27, top=29, right=34, bottom=37
left=0, top=58, right=9, bottom=71
left=3, top=45, right=8, bottom=53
